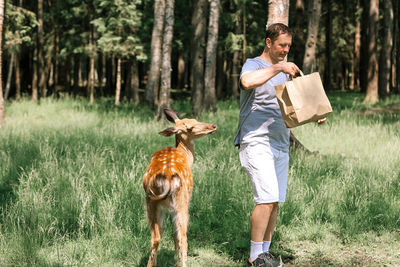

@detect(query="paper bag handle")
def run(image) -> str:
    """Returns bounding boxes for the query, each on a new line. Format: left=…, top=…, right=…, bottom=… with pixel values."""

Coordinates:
left=288, top=70, right=304, bottom=80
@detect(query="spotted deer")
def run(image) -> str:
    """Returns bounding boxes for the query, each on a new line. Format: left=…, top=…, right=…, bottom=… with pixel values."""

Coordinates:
left=143, top=109, right=217, bottom=267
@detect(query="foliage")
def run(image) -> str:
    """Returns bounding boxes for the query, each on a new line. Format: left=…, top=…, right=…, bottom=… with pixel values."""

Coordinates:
left=91, top=0, right=146, bottom=60
left=4, top=2, right=37, bottom=52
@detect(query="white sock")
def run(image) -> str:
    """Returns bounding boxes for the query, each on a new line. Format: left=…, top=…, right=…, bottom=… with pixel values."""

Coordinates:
left=250, top=241, right=263, bottom=262
left=263, top=241, right=271, bottom=253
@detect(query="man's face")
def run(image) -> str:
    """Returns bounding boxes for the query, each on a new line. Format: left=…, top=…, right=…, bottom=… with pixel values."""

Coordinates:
left=266, top=33, right=292, bottom=63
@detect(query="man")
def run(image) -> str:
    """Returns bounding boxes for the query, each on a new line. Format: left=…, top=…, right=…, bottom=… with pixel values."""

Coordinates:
left=234, top=23, right=300, bottom=267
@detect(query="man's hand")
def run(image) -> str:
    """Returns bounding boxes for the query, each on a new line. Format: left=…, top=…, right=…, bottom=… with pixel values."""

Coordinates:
left=277, top=62, right=301, bottom=78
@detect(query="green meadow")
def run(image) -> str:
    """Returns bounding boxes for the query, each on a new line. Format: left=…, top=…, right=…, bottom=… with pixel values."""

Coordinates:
left=0, top=93, right=399, bottom=266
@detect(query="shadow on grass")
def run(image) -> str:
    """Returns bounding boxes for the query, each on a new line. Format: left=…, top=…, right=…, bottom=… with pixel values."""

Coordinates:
left=138, top=249, right=175, bottom=267
left=0, top=138, right=41, bottom=209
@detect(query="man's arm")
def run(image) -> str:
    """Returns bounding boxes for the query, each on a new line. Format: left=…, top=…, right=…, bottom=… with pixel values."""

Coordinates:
left=241, top=62, right=300, bottom=90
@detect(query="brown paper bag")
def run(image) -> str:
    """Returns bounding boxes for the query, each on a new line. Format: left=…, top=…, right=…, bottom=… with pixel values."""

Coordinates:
left=275, top=71, right=332, bottom=128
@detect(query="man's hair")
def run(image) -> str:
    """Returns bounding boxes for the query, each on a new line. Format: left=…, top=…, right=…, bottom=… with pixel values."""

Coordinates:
left=265, top=23, right=292, bottom=42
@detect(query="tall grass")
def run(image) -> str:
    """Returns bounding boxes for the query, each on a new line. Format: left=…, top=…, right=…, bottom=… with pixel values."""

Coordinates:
left=0, top=94, right=399, bottom=266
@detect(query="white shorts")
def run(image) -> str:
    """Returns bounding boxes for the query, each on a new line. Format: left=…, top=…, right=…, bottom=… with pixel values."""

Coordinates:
left=239, top=143, right=289, bottom=204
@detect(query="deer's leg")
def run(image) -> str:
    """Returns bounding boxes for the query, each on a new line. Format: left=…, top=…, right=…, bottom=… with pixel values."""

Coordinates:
left=173, top=196, right=189, bottom=267
left=146, top=201, right=165, bottom=267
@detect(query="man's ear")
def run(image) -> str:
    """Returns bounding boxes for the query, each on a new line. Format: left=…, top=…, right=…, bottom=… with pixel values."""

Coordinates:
left=266, top=37, right=272, bottom=48
left=159, top=127, right=178, bottom=136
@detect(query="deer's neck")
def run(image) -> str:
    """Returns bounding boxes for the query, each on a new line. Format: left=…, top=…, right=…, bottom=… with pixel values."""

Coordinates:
left=176, top=136, right=194, bottom=168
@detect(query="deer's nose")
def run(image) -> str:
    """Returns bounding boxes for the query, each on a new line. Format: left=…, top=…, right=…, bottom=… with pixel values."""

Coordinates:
left=211, top=124, right=217, bottom=130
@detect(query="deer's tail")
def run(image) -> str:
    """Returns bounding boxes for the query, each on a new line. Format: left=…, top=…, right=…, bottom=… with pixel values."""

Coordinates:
left=146, top=173, right=180, bottom=201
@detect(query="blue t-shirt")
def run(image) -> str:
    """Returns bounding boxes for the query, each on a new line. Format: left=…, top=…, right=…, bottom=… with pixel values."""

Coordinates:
left=234, top=57, right=290, bottom=152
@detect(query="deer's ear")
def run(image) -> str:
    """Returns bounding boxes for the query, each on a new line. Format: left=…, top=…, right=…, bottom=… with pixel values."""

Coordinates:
left=159, top=127, right=178, bottom=136
left=164, top=109, right=180, bottom=123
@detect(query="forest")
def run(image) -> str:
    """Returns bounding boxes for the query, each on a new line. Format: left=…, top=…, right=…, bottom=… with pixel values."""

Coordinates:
left=0, top=0, right=399, bottom=121
left=0, top=1, right=400, bottom=266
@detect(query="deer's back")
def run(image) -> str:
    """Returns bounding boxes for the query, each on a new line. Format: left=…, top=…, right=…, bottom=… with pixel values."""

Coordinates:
left=143, top=147, right=193, bottom=198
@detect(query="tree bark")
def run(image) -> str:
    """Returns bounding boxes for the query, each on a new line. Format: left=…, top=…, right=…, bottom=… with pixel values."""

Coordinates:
left=396, top=0, right=400, bottom=94
left=302, top=0, right=322, bottom=74
left=146, top=0, right=165, bottom=106
left=177, top=53, right=185, bottom=89
left=191, top=0, right=208, bottom=115
left=378, top=0, right=393, bottom=96
left=115, top=57, right=122, bottom=105
left=231, top=48, right=240, bottom=98
left=15, top=53, right=21, bottom=99
left=216, top=46, right=224, bottom=98
left=54, top=30, right=60, bottom=86
left=38, top=0, right=47, bottom=98
left=391, top=0, right=398, bottom=93
left=157, top=0, right=175, bottom=120
left=73, top=54, right=80, bottom=95
left=4, top=52, right=15, bottom=99
left=267, top=0, right=289, bottom=26
left=32, top=47, right=39, bottom=101
left=203, top=0, right=219, bottom=112
left=88, top=26, right=96, bottom=104
left=353, top=0, right=361, bottom=91
left=127, top=57, right=139, bottom=104
left=324, top=0, right=332, bottom=91
left=363, top=0, right=379, bottom=104
left=89, top=55, right=95, bottom=104
left=359, top=0, right=369, bottom=93
left=0, top=0, right=4, bottom=126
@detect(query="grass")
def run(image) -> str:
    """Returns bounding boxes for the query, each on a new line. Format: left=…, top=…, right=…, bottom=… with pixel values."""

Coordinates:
left=0, top=92, right=400, bottom=266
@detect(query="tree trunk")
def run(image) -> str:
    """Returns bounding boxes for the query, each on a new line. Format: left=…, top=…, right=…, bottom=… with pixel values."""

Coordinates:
left=157, top=0, right=175, bottom=120
left=88, top=27, right=96, bottom=104
left=230, top=15, right=242, bottom=98
left=359, top=0, right=369, bottom=93
left=54, top=30, right=60, bottom=86
left=73, top=54, right=80, bottom=95
left=89, top=55, right=95, bottom=104
left=15, top=53, right=21, bottom=99
left=267, top=0, right=289, bottom=26
left=115, top=57, right=122, bottom=105
left=353, top=0, right=361, bottom=91
left=5, top=52, right=15, bottom=99
left=391, top=0, right=398, bottom=93
left=38, top=0, right=47, bottom=98
left=231, top=49, right=240, bottom=98
left=324, top=0, right=332, bottom=91
left=101, top=54, right=106, bottom=88
left=127, top=57, right=139, bottom=104
left=191, top=0, right=208, bottom=115
left=146, top=0, right=165, bottom=106
left=363, top=0, right=379, bottom=104
left=395, top=0, right=400, bottom=94
left=203, top=0, right=219, bottom=112
left=378, top=0, right=393, bottom=97
left=65, top=58, right=71, bottom=99
left=302, top=0, right=322, bottom=74
left=216, top=46, right=224, bottom=98
left=0, top=0, right=4, bottom=126
left=177, top=54, right=185, bottom=89
left=32, top=47, right=39, bottom=101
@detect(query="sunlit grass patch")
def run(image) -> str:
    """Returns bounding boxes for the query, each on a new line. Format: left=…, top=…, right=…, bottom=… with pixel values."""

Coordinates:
left=0, top=93, right=400, bottom=266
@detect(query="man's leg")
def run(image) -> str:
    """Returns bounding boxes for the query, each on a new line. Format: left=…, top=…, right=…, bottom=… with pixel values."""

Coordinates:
left=249, top=203, right=276, bottom=262
left=251, top=203, right=277, bottom=242
left=263, top=202, right=278, bottom=241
